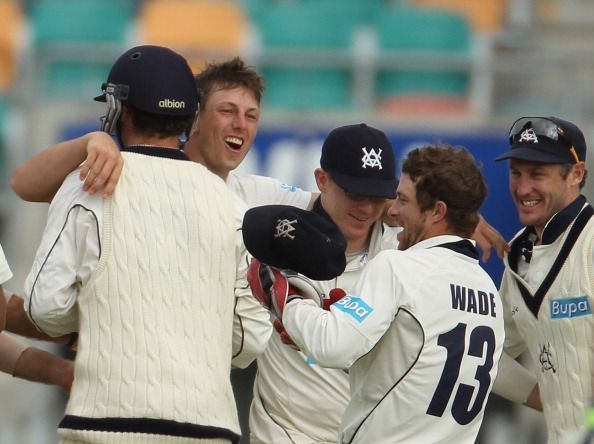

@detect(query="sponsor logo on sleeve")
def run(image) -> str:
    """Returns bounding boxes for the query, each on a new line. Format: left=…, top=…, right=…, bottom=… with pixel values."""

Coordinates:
left=281, top=183, right=298, bottom=192
left=334, top=295, right=373, bottom=323
left=550, top=296, right=592, bottom=319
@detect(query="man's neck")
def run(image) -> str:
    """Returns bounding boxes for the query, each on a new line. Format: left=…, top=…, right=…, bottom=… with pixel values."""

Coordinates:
left=345, top=231, right=373, bottom=255
left=124, top=134, right=180, bottom=150
left=184, top=147, right=229, bottom=180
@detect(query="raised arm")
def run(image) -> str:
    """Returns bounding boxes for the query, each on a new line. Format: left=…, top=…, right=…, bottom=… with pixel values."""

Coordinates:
left=11, top=131, right=123, bottom=202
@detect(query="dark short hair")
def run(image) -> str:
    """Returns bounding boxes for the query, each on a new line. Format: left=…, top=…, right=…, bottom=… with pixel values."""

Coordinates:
left=402, top=144, right=488, bottom=237
left=127, top=105, right=196, bottom=140
left=195, top=57, right=265, bottom=106
left=559, top=163, right=588, bottom=189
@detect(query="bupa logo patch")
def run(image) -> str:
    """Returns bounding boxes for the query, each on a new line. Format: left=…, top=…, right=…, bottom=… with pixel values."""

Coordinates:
left=550, top=296, right=592, bottom=319
left=334, top=295, right=373, bottom=323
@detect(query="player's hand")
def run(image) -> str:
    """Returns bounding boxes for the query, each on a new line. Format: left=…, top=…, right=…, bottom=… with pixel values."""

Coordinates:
left=472, top=214, right=509, bottom=262
left=247, top=258, right=293, bottom=318
left=0, top=286, right=6, bottom=331
left=323, top=288, right=346, bottom=310
left=79, top=131, right=123, bottom=198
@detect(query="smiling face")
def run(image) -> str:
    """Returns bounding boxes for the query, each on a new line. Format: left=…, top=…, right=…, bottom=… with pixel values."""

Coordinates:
left=185, top=85, right=260, bottom=180
left=509, top=159, right=583, bottom=237
left=387, top=173, right=435, bottom=251
left=316, top=169, right=386, bottom=253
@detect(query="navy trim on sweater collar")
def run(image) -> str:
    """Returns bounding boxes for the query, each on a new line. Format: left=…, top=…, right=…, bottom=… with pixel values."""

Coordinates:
left=538, top=194, right=587, bottom=245
left=122, top=145, right=190, bottom=161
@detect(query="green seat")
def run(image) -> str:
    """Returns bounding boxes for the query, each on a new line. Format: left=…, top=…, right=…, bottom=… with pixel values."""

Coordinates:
left=31, top=0, right=134, bottom=97
left=258, top=1, right=360, bottom=110
left=374, top=6, right=471, bottom=99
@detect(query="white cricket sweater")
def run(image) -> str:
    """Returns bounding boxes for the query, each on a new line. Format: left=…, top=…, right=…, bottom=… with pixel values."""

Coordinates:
left=59, top=152, right=240, bottom=443
left=500, top=204, right=594, bottom=444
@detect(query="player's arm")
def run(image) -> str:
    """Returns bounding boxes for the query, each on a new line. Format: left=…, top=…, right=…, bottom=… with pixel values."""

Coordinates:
left=4, top=291, right=70, bottom=342
left=19, top=176, right=101, bottom=338
left=472, top=215, right=509, bottom=262
left=524, top=384, right=542, bottom=411
left=383, top=207, right=509, bottom=261
left=232, top=257, right=273, bottom=369
left=283, top=254, right=397, bottom=368
left=231, top=205, right=273, bottom=368
left=0, top=285, right=6, bottom=331
left=11, top=131, right=123, bottom=202
left=492, top=352, right=541, bottom=411
left=0, top=332, right=74, bottom=393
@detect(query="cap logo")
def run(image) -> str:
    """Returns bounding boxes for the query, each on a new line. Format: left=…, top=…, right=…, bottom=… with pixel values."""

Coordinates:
left=158, top=99, right=186, bottom=109
left=361, top=147, right=383, bottom=170
left=519, top=128, right=539, bottom=144
left=274, top=218, right=297, bottom=240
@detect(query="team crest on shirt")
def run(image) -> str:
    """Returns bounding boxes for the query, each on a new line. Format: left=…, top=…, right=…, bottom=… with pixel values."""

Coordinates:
left=361, top=147, right=383, bottom=170
left=539, top=343, right=556, bottom=373
left=550, top=295, right=592, bottom=319
left=334, top=295, right=373, bottom=323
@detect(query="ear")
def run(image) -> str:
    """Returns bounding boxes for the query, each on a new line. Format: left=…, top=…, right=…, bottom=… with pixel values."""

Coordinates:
left=431, top=201, right=448, bottom=224
left=569, top=162, right=586, bottom=187
left=314, top=168, right=329, bottom=193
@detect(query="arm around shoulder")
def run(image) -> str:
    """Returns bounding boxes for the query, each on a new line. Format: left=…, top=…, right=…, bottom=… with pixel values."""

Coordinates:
left=11, top=131, right=123, bottom=202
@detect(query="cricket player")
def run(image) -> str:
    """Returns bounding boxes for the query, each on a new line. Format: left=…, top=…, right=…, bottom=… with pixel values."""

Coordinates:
left=496, top=116, right=593, bottom=444
left=249, top=144, right=505, bottom=443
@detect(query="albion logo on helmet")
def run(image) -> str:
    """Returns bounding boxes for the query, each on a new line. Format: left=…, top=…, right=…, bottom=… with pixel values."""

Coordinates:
left=158, top=99, right=185, bottom=109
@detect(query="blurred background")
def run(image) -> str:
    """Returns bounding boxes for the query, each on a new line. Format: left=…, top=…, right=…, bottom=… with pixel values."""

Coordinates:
left=1, top=0, right=593, bottom=442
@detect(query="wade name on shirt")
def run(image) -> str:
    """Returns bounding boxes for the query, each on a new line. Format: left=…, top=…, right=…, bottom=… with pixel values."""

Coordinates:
left=450, top=284, right=497, bottom=317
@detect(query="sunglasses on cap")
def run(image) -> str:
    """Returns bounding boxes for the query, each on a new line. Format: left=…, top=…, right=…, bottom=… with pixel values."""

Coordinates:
left=508, top=117, right=581, bottom=163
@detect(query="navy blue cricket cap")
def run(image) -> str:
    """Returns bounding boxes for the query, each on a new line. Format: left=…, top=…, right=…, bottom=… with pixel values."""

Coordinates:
left=320, top=123, right=397, bottom=199
left=242, top=205, right=347, bottom=281
left=496, top=116, right=587, bottom=164
left=94, top=45, right=199, bottom=116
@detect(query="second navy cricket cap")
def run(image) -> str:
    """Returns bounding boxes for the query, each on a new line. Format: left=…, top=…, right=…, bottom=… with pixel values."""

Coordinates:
left=496, top=116, right=587, bottom=164
left=242, top=205, right=347, bottom=281
left=94, top=45, right=199, bottom=116
left=320, top=123, right=397, bottom=199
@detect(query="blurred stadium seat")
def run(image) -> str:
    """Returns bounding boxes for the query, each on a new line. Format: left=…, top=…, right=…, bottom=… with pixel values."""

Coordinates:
left=245, top=0, right=381, bottom=26
left=372, top=6, right=474, bottom=114
left=0, top=0, right=24, bottom=181
left=0, top=0, right=24, bottom=92
left=137, top=0, right=248, bottom=73
left=29, top=0, right=134, bottom=98
left=0, top=95, right=7, bottom=175
left=413, top=0, right=508, bottom=34
left=255, top=1, right=361, bottom=110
